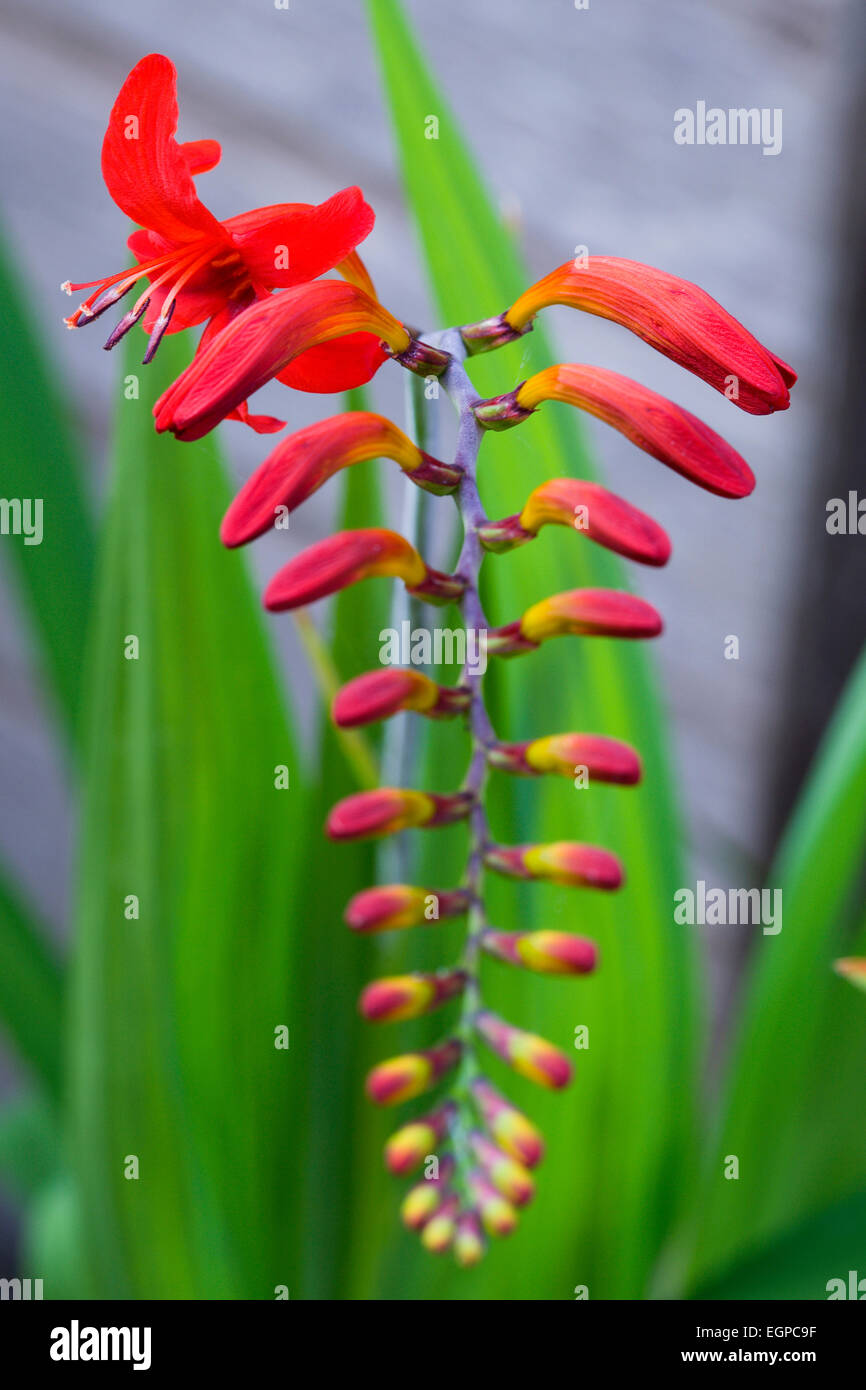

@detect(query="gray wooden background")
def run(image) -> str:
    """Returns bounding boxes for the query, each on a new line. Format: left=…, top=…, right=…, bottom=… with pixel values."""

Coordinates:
left=0, top=0, right=862, bottom=1085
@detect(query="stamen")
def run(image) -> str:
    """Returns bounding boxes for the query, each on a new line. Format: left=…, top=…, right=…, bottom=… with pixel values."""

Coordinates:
left=103, top=297, right=150, bottom=351
left=142, top=299, right=176, bottom=363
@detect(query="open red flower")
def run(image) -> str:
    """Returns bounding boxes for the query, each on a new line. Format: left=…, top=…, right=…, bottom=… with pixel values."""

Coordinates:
left=62, top=53, right=377, bottom=424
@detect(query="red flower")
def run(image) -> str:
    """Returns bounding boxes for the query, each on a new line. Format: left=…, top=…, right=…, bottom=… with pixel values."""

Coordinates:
left=62, top=53, right=377, bottom=425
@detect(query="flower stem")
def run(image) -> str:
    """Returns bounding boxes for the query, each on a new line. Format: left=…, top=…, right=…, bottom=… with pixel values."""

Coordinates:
left=427, top=328, right=499, bottom=1184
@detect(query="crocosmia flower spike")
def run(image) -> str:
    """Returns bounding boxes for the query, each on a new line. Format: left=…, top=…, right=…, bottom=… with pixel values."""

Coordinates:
left=67, top=55, right=796, bottom=1264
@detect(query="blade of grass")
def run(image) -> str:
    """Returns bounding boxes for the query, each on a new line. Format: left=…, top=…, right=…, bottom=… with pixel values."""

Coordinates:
left=0, top=221, right=95, bottom=748
left=70, top=330, right=309, bottom=1297
left=693, top=1188, right=866, bottom=1300
left=687, top=648, right=866, bottom=1290
left=0, top=860, right=63, bottom=1102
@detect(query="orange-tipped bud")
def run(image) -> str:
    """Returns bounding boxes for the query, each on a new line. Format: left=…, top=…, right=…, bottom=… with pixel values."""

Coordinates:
left=327, top=788, right=473, bottom=841
left=480, top=928, right=598, bottom=977
left=524, top=479, right=669, bottom=564
left=489, top=732, right=642, bottom=784
left=221, top=413, right=461, bottom=547
left=485, top=840, right=623, bottom=890
left=469, top=1132, right=535, bottom=1206
left=474, top=1010, right=572, bottom=1089
left=497, top=257, right=794, bottom=415
left=475, top=366, right=754, bottom=498
left=360, top=969, right=467, bottom=1023
left=834, top=958, right=866, bottom=993
left=466, top=1170, right=519, bottom=1237
left=264, top=528, right=465, bottom=612
left=454, top=1209, right=485, bottom=1267
left=344, top=884, right=471, bottom=933
left=479, top=478, right=671, bottom=565
left=366, top=1040, right=462, bottom=1107
left=420, top=1195, right=460, bottom=1252
left=332, top=668, right=470, bottom=728
left=400, top=1157, right=456, bottom=1229
left=470, top=1078, right=545, bottom=1167
left=384, top=1103, right=456, bottom=1175
left=519, top=588, right=662, bottom=649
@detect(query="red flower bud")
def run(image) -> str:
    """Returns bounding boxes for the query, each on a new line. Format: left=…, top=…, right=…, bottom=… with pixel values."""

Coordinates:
left=473, top=1010, right=573, bottom=1090
left=489, top=732, right=642, bottom=784
left=454, top=1209, right=485, bottom=1267
left=485, top=840, right=623, bottom=890
left=400, top=1156, right=456, bottom=1229
left=488, top=589, right=662, bottom=655
left=469, top=1131, right=535, bottom=1206
left=384, top=1102, right=456, bottom=1175
left=359, top=969, right=467, bottom=1023
left=343, top=884, right=471, bottom=933
left=479, top=478, right=671, bottom=565
left=221, top=412, right=461, bottom=548
left=366, top=1040, right=462, bottom=1107
left=499, top=257, right=795, bottom=414
left=327, top=788, right=473, bottom=841
left=332, top=668, right=469, bottom=728
left=263, top=529, right=465, bottom=612
left=465, top=1170, right=519, bottom=1237
left=470, top=1079, right=545, bottom=1167
left=480, top=928, right=598, bottom=976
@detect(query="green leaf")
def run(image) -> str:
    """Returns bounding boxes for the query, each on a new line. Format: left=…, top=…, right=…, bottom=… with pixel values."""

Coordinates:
left=286, top=388, right=399, bottom=1298
left=364, top=0, right=698, bottom=1299
left=0, top=860, right=63, bottom=1101
left=69, top=331, right=309, bottom=1298
left=0, top=1092, right=60, bottom=1201
left=693, top=1189, right=866, bottom=1301
left=0, top=221, right=95, bottom=746
left=688, top=647, right=866, bottom=1289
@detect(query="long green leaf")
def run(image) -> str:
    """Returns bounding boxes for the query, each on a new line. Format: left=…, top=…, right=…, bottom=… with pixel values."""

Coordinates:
left=70, top=332, right=309, bottom=1298
left=0, top=861, right=63, bottom=1101
left=365, top=0, right=697, bottom=1300
left=0, top=221, right=95, bottom=745
left=688, top=648, right=866, bottom=1289
left=694, top=1189, right=866, bottom=1301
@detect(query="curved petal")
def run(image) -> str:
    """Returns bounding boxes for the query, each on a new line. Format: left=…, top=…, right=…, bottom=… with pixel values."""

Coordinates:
left=276, top=333, right=389, bottom=393
left=101, top=53, right=223, bottom=243
left=180, top=138, right=221, bottom=175
left=224, top=187, right=375, bottom=288
left=154, top=282, right=407, bottom=439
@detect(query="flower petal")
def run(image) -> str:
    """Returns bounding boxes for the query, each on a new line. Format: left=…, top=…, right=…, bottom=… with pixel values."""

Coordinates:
left=223, top=186, right=374, bottom=288
left=101, top=54, right=223, bottom=244
left=179, top=138, right=222, bottom=175
left=154, top=281, right=409, bottom=440
left=276, top=334, right=389, bottom=393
